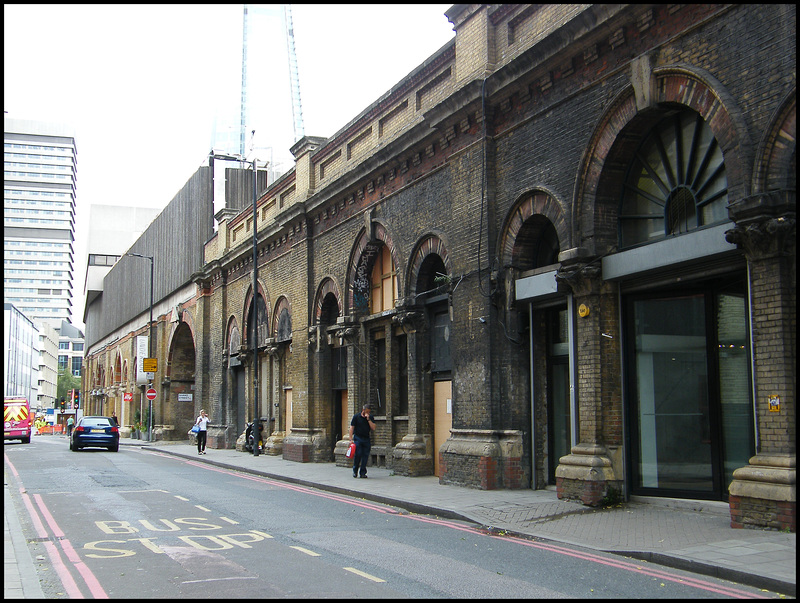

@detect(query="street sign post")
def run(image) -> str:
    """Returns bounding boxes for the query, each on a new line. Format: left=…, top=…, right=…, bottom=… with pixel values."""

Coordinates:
left=144, top=387, right=157, bottom=442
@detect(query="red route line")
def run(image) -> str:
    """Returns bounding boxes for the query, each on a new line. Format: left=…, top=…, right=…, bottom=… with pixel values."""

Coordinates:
left=33, top=494, right=109, bottom=599
left=394, top=512, right=765, bottom=599
left=164, top=454, right=769, bottom=599
left=5, top=454, right=108, bottom=599
left=180, top=456, right=396, bottom=513
left=43, top=540, right=85, bottom=599
left=489, top=534, right=768, bottom=599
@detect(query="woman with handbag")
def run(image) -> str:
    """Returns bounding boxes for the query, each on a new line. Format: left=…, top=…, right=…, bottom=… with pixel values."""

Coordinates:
left=189, top=409, right=210, bottom=455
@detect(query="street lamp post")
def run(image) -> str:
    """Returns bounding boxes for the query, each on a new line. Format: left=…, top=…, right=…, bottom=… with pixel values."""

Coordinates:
left=127, top=251, right=154, bottom=441
left=209, top=150, right=264, bottom=456
left=250, top=158, right=259, bottom=457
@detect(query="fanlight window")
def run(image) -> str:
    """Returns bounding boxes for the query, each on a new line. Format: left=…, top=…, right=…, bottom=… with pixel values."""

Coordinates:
left=619, top=109, right=728, bottom=248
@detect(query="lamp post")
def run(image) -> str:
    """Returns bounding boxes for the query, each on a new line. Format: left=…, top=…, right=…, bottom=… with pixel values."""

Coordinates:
left=127, top=251, right=154, bottom=441
left=209, top=151, right=264, bottom=456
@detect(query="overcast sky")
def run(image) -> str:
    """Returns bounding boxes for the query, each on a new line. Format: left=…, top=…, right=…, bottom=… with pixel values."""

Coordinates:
left=4, top=4, right=454, bottom=328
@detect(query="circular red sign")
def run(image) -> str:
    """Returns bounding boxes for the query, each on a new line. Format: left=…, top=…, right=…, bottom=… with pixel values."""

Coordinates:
left=145, top=388, right=157, bottom=400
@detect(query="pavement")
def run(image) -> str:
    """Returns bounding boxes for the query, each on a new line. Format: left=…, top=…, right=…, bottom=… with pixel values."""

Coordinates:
left=5, top=436, right=796, bottom=598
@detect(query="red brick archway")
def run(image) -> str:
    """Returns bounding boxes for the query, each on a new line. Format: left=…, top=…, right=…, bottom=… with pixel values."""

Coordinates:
left=574, top=67, right=753, bottom=256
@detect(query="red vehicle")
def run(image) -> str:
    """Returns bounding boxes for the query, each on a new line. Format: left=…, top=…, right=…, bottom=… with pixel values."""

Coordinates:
left=4, top=397, right=32, bottom=443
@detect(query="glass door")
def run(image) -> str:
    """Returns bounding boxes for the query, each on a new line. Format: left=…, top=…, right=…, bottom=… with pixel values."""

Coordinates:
left=547, top=307, right=571, bottom=484
left=626, top=280, right=753, bottom=499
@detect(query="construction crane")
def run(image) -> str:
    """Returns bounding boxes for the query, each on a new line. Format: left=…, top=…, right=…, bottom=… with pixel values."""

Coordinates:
left=239, top=5, right=250, bottom=158
left=236, top=5, right=304, bottom=159
left=282, top=4, right=305, bottom=142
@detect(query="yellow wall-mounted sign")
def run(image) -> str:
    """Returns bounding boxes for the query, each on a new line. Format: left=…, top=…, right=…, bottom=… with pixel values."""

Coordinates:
left=768, top=395, right=781, bottom=412
left=143, top=358, right=158, bottom=373
left=578, top=303, right=590, bottom=318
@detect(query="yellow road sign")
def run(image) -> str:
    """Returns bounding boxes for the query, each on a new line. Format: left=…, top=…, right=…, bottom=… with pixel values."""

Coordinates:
left=143, top=358, right=158, bottom=373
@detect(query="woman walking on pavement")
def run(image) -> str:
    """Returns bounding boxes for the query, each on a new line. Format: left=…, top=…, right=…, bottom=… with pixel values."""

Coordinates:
left=193, top=409, right=209, bottom=454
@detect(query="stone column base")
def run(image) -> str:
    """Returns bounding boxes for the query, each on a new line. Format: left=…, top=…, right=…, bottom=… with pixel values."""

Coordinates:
left=392, top=434, right=433, bottom=476
left=439, top=429, right=525, bottom=490
left=334, top=438, right=353, bottom=467
left=206, top=425, right=234, bottom=449
left=729, top=454, right=796, bottom=532
left=555, top=443, right=620, bottom=506
left=262, top=430, right=285, bottom=455
left=282, top=427, right=330, bottom=463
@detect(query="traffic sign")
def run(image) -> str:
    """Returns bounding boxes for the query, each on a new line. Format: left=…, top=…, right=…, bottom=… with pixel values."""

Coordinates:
left=145, top=388, right=157, bottom=401
left=143, top=358, right=158, bottom=373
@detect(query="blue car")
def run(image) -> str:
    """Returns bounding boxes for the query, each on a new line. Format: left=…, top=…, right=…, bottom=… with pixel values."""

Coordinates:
left=70, top=416, right=119, bottom=452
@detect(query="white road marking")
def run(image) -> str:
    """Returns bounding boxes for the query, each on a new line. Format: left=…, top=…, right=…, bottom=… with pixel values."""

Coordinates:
left=290, top=546, right=321, bottom=556
left=182, top=576, right=259, bottom=584
left=343, top=567, right=386, bottom=582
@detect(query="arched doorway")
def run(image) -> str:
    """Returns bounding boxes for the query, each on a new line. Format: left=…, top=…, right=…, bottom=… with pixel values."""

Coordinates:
left=226, top=319, right=245, bottom=439
left=616, top=107, right=754, bottom=500
left=415, top=252, right=451, bottom=477
left=166, top=321, right=196, bottom=438
left=503, top=191, right=567, bottom=489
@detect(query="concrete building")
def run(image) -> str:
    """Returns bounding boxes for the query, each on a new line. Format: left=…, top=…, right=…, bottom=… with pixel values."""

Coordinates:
left=82, top=204, right=161, bottom=321
left=84, top=5, right=795, bottom=531
left=4, top=303, right=39, bottom=403
left=58, top=320, right=84, bottom=381
left=35, top=320, right=59, bottom=409
left=4, top=117, right=78, bottom=327
left=82, top=162, right=257, bottom=429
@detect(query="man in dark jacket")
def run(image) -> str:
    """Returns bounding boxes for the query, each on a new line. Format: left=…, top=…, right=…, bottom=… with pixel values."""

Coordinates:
left=349, top=404, right=375, bottom=478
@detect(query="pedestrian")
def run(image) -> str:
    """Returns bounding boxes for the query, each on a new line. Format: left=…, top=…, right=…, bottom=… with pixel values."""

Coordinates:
left=111, top=412, right=118, bottom=426
left=349, top=404, right=375, bottom=478
left=66, top=415, right=74, bottom=438
left=192, top=409, right=209, bottom=455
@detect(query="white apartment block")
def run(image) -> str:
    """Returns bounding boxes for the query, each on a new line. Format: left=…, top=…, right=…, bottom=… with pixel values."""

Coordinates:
left=4, top=117, right=78, bottom=327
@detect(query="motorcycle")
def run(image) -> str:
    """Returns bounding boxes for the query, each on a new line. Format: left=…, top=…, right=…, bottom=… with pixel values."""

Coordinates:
left=244, top=420, right=264, bottom=452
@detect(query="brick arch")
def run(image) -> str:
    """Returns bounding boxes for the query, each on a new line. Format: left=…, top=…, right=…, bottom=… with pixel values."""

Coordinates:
left=754, top=88, right=796, bottom=194
left=272, top=295, right=292, bottom=342
left=95, top=363, right=103, bottom=388
left=226, top=316, right=241, bottom=356
left=166, top=321, right=195, bottom=381
left=167, top=308, right=195, bottom=348
left=243, top=281, right=270, bottom=346
left=574, top=66, right=754, bottom=256
left=114, top=351, right=122, bottom=384
left=312, top=277, right=343, bottom=325
left=407, top=232, right=451, bottom=299
left=500, top=189, right=568, bottom=270
left=346, top=220, right=402, bottom=315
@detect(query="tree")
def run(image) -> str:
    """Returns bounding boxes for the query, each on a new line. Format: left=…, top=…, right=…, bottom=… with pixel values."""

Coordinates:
left=56, top=369, right=81, bottom=406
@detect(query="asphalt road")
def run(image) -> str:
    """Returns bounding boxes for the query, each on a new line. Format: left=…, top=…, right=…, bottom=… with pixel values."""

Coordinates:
left=5, top=437, right=774, bottom=598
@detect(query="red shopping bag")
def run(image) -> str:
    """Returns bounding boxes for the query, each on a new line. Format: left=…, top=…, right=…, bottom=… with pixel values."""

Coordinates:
left=346, top=441, right=356, bottom=459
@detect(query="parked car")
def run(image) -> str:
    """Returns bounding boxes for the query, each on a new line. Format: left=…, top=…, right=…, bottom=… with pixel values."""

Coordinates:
left=70, top=416, right=119, bottom=452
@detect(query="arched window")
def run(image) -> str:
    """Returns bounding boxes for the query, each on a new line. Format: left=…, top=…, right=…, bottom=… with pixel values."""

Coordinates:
left=370, top=245, right=397, bottom=314
left=513, top=215, right=560, bottom=271
left=246, top=294, right=268, bottom=347
left=619, top=109, right=728, bottom=248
